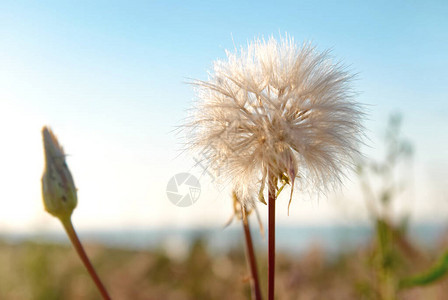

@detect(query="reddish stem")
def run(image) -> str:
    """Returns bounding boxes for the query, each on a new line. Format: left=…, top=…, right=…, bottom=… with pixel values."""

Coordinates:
left=242, top=207, right=263, bottom=300
left=61, top=218, right=111, bottom=300
left=268, top=174, right=276, bottom=300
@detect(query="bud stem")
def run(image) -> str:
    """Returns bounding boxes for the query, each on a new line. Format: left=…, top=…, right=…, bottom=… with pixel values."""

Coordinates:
left=60, top=217, right=111, bottom=300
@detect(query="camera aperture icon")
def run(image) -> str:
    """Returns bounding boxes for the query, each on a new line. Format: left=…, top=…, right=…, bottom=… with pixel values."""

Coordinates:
left=166, top=173, right=201, bottom=207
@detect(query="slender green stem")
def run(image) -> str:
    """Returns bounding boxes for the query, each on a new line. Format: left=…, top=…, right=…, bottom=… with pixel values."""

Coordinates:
left=241, top=207, right=263, bottom=300
left=268, top=174, right=276, bottom=300
left=61, top=217, right=111, bottom=300
left=376, top=219, right=396, bottom=300
left=399, top=251, right=448, bottom=288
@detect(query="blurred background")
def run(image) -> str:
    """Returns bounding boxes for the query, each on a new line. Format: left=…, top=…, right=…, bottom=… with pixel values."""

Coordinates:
left=1, top=1, right=447, bottom=299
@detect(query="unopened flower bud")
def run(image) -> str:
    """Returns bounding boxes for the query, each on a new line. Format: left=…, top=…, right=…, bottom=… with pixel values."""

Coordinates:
left=41, top=127, right=77, bottom=220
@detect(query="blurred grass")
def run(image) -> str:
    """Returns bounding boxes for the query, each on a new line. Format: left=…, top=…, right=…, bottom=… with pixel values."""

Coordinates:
left=1, top=234, right=448, bottom=300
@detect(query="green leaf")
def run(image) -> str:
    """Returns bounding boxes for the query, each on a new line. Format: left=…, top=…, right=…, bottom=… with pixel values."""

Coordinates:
left=399, top=251, right=448, bottom=288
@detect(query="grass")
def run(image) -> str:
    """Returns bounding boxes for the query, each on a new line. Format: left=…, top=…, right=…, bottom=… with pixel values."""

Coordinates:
left=0, top=234, right=447, bottom=300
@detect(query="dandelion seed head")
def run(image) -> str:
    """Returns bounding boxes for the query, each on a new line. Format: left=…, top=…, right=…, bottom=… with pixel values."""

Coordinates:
left=186, top=35, right=365, bottom=206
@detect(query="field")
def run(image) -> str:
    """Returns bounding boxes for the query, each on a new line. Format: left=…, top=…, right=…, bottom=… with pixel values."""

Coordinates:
left=1, top=230, right=447, bottom=300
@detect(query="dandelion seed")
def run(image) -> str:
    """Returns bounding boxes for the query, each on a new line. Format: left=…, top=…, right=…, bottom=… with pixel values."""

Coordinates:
left=185, top=35, right=365, bottom=300
left=186, top=34, right=365, bottom=209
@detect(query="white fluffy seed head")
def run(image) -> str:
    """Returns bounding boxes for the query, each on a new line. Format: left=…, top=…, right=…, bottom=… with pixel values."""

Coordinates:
left=186, top=35, right=365, bottom=206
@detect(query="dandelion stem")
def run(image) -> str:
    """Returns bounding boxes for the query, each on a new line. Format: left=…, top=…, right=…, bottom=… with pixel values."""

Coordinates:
left=242, top=206, right=263, bottom=300
left=268, top=174, right=276, bottom=300
left=61, top=217, right=111, bottom=300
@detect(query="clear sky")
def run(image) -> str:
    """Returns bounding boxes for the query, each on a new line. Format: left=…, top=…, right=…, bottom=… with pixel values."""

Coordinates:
left=1, top=1, right=447, bottom=232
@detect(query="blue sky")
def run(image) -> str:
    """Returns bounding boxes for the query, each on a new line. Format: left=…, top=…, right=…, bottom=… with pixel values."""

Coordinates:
left=1, top=1, right=447, bottom=231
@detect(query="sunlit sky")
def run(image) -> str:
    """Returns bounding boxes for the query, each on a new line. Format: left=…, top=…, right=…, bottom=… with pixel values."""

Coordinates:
left=1, top=1, right=447, bottom=232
